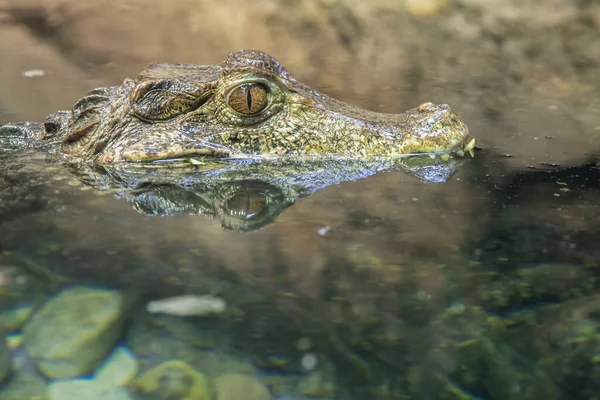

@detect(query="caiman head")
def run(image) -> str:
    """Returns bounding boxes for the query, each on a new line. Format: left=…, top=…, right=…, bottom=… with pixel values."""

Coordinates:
left=32, top=50, right=473, bottom=164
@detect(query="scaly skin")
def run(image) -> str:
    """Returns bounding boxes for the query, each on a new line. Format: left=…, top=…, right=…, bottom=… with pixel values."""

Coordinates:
left=0, top=50, right=473, bottom=164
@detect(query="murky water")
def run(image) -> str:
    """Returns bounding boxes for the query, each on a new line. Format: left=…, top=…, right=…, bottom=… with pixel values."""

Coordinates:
left=1, top=1, right=600, bottom=399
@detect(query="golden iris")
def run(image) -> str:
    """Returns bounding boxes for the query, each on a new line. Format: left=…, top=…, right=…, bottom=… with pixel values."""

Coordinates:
left=228, top=83, right=269, bottom=115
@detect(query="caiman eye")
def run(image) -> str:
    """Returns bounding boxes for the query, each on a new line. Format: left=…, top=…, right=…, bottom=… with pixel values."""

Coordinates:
left=131, top=80, right=202, bottom=121
left=227, top=83, right=269, bottom=115
left=223, top=191, right=267, bottom=220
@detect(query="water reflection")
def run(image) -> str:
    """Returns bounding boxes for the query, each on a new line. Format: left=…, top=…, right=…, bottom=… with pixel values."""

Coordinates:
left=124, top=180, right=293, bottom=232
left=63, top=154, right=469, bottom=231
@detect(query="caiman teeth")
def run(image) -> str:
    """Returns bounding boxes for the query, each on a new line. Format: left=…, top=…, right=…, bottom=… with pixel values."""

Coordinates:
left=455, top=138, right=476, bottom=158
left=423, top=137, right=477, bottom=163
left=464, top=138, right=476, bottom=151
left=465, top=138, right=476, bottom=158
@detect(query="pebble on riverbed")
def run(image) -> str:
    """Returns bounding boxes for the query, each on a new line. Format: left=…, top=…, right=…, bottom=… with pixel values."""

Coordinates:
left=94, top=345, right=139, bottom=386
left=22, top=286, right=125, bottom=379
left=0, top=305, right=34, bottom=332
left=0, top=371, right=47, bottom=400
left=7, top=333, right=24, bottom=350
left=46, top=379, right=132, bottom=400
left=131, top=360, right=209, bottom=400
left=146, top=294, right=227, bottom=317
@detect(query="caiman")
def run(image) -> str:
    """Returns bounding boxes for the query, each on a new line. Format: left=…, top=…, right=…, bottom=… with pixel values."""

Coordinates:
left=0, top=50, right=474, bottom=231
left=0, top=49, right=474, bottom=163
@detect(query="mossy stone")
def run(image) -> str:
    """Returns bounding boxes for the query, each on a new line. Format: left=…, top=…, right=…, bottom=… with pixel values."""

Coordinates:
left=46, top=379, right=132, bottom=400
left=22, top=286, right=124, bottom=379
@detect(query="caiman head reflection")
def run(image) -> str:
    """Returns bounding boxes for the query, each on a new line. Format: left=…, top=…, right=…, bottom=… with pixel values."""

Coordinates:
left=79, top=154, right=469, bottom=232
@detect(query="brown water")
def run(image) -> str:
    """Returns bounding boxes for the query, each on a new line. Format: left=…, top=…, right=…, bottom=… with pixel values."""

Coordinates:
left=1, top=1, right=600, bottom=399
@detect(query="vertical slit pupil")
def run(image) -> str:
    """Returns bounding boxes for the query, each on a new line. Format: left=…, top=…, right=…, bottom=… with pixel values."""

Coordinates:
left=247, top=87, right=252, bottom=111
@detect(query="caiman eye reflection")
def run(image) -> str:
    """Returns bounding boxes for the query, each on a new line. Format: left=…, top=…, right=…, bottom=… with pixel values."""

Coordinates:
left=227, top=83, right=269, bottom=115
left=118, top=178, right=292, bottom=232
left=223, top=189, right=268, bottom=220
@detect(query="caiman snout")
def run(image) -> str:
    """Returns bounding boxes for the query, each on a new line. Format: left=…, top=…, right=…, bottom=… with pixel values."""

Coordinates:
left=323, top=101, right=473, bottom=158
left=388, top=102, right=472, bottom=156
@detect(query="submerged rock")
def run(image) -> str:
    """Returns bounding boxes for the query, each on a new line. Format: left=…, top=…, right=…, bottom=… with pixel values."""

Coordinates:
left=146, top=294, right=227, bottom=317
left=0, top=305, right=33, bottom=332
left=46, top=379, right=132, bottom=400
left=214, top=374, right=271, bottom=400
left=6, top=334, right=23, bottom=350
left=125, top=314, right=256, bottom=376
left=0, top=371, right=47, bottom=400
left=22, top=286, right=125, bottom=379
left=131, top=360, right=209, bottom=400
left=94, top=345, right=139, bottom=386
